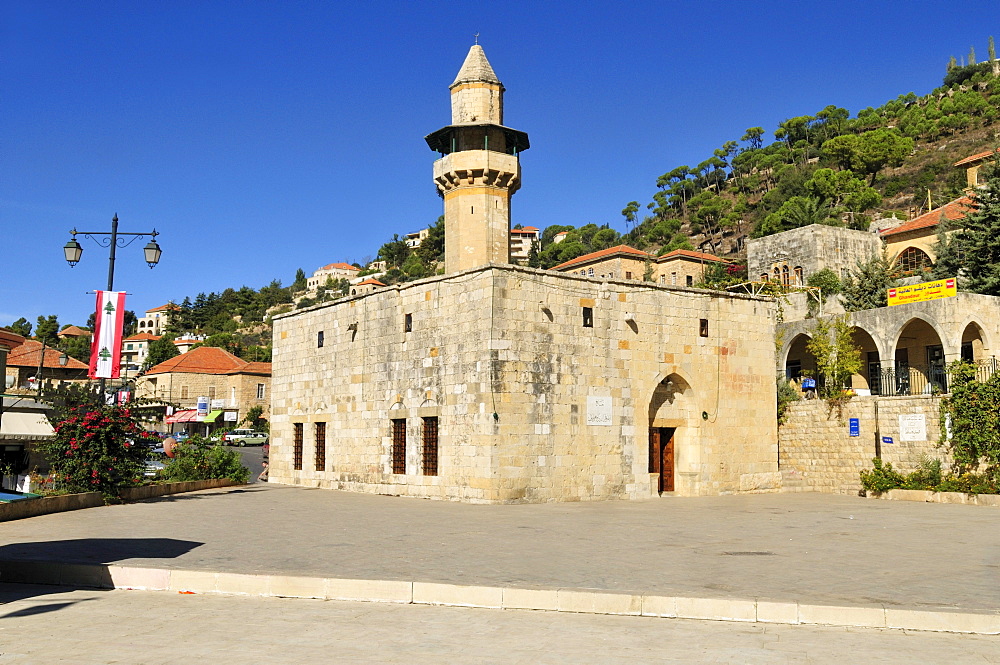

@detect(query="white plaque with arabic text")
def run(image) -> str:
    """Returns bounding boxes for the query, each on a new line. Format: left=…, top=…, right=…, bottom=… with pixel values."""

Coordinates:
left=587, top=396, right=613, bottom=426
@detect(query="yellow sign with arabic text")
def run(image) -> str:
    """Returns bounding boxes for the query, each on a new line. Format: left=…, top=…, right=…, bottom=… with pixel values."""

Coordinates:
left=887, top=278, right=957, bottom=306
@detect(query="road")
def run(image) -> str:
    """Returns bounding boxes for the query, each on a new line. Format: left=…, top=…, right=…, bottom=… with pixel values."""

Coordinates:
left=224, top=444, right=264, bottom=483
left=1, top=583, right=998, bottom=664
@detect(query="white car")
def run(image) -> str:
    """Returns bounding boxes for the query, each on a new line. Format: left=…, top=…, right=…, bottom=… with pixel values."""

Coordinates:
left=221, top=429, right=269, bottom=446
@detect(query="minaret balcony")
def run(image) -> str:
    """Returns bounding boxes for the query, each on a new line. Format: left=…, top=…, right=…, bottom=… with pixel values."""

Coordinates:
left=425, top=123, right=529, bottom=157
left=433, top=150, right=521, bottom=195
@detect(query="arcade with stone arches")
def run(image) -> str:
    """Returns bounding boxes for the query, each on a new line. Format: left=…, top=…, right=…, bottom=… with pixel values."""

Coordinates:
left=779, top=295, right=996, bottom=396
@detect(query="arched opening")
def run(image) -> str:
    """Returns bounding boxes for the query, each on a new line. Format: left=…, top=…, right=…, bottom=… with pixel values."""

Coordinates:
left=894, top=246, right=932, bottom=274
left=783, top=333, right=817, bottom=387
left=893, top=318, right=946, bottom=395
left=781, top=265, right=790, bottom=286
left=647, top=374, right=694, bottom=494
left=961, top=322, right=987, bottom=363
left=794, top=266, right=804, bottom=286
left=850, top=327, right=881, bottom=395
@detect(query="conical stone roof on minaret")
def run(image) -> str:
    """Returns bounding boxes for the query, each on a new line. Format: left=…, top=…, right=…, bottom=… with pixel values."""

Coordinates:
left=426, top=44, right=530, bottom=274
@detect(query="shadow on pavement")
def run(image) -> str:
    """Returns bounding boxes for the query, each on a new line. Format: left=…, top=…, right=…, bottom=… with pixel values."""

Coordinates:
left=0, top=537, right=203, bottom=620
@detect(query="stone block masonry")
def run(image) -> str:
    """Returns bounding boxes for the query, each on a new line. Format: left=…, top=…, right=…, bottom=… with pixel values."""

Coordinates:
left=779, top=395, right=948, bottom=494
left=270, top=263, right=780, bottom=503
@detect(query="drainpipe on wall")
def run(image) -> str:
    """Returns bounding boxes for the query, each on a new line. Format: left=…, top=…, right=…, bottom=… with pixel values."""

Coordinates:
left=873, top=397, right=882, bottom=460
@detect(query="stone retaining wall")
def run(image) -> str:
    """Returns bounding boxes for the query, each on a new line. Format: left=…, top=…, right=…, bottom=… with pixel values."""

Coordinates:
left=779, top=395, right=948, bottom=494
left=0, top=479, right=239, bottom=522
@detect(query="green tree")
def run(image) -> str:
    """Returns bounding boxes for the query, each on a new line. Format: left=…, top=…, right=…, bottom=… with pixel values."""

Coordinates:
left=60, top=335, right=92, bottom=363
left=822, top=129, right=914, bottom=185
left=805, top=316, right=862, bottom=397
left=8, top=317, right=32, bottom=337
left=933, top=161, right=1000, bottom=294
left=840, top=252, right=900, bottom=311
left=804, top=168, right=881, bottom=213
left=621, top=201, right=640, bottom=230
left=940, top=362, right=1000, bottom=474
left=292, top=268, right=308, bottom=292
left=34, top=315, right=60, bottom=345
left=144, top=335, right=179, bottom=370
left=414, top=216, right=445, bottom=267
left=377, top=235, right=410, bottom=268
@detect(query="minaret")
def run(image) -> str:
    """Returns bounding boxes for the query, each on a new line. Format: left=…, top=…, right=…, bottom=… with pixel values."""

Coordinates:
left=425, top=44, right=529, bottom=273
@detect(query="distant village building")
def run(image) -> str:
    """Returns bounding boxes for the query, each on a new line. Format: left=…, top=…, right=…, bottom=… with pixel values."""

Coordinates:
left=172, top=334, right=206, bottom=354
left=404, top=229, right=430, bottom=248
left=121, top=332, right=161, bottom=376
left=509, top=225, right=540, bottom=263
left=350, top=278, right=386, bottom=295
left=137, top=303, right=179, bottom=335
left=57, top=325, right=89, bottom=340
left=4, top=339, right=89, bottom=391
left=269, top=45, right=779, bottom=503
left=134, top=346, right=271, bottom=434
left=306, top=263, right=360, bottom=293
left=552, top=245, right=729, bottom=286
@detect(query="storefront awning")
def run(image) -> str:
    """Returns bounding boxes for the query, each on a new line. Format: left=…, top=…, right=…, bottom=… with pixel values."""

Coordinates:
left=165, top=409, right=198, bottom=424
left=0, top=411, right=56, bottom=441
left=203, top=410, right=223, bottom=423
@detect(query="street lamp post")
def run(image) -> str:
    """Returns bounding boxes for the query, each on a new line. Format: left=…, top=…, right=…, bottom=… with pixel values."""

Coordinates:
left=63, top=214, right=163, bottom=395
left=63, top=213, right=162, bottom=291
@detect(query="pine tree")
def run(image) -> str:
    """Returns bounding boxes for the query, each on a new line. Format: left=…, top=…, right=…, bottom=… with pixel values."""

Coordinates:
left=942, top=162, right=1000, bottom=295
left=969, top=46, right=977, bottom=66
left=840, top=252, right=899, bottom=311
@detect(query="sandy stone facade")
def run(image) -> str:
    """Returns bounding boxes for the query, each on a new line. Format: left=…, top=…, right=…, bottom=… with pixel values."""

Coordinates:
left=747, top=224, right=882, bottom=285
left=779, top=396, right=947, bottom=495
left=269, top=264, right=780, bottom=503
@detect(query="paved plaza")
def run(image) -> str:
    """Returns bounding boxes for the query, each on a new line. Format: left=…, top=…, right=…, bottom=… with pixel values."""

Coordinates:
left=2, top=583, right=999, bottom=664
left=1, top=484, right=998, bottom=613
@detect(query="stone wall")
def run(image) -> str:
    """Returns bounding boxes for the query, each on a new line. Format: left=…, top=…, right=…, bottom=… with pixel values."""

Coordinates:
left=747, top=224, right=882, bottom=285
left=270, top=264, right=780, bottom=503
left=779, top=395, right=949, bottom=494
left=135, top=372, right=270, bottom=420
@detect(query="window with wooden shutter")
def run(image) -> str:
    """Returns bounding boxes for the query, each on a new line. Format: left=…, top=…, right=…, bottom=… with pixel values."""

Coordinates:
left=422, top=417, right=438, bottom=476
left=315, top=422, right=326, bottom=472
left=293, top=423, right=303, bottom=470
left=391, top=419, right=406, bottom=474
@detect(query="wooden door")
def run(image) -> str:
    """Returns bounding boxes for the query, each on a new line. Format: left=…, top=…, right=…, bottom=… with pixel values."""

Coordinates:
left=648, top=427, right=675, bottom=493
left=660, top=428, right=675, bottom=492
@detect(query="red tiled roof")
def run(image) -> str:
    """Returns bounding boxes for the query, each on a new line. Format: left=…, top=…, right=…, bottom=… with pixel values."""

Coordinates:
left=124, top=333, right=161, bottom=342
left=656, top=249, right=730, bottom=264
left=510, top=228, right=539, bottom=235
left=239, top=362, right=272, bottom=376
left=7, top=340, right=88, bottom=369
left=880, top=196, right=973, bottom=238
left=551, top=245, right=652, bottom=271
left=145, top=346, right=249, bottom=376
left=146, top=303, right=180, bottom=313
left=320, top=262, right=359, bottom=272
left=357, top=278, right=386, bottom=286
left=954, top=148, right=1000, bottom=167
left=57, top=325, right=89, bottom=337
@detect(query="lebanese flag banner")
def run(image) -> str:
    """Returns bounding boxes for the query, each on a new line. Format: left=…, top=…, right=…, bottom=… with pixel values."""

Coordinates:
left=89, top=290, right=127, bottom=379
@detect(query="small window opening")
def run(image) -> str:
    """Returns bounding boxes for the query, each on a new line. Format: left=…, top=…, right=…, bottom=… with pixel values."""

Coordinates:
left=404, top=313, right=412, bottom=333
left=582, top=307, right=594, bottom=328
left=317, top=331, right=324, bottom=348
left=699, top=319, right=709, bottom=337
left=686, top=275, right=693, bottom=287
left=315, top=422, right=326, bottom=472
left=626, top=271, right=633, bottom=279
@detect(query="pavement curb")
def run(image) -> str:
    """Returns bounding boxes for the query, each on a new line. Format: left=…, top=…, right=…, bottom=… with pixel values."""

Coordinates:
left=2, top=560, right=998, bottom=635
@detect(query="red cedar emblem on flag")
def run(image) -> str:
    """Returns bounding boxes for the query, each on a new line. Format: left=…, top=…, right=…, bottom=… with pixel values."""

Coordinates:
left=89, top=291, right=127, bottom=379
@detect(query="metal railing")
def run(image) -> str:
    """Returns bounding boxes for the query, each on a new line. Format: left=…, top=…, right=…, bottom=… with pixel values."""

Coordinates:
left=869, top=358, right=998, bottom=397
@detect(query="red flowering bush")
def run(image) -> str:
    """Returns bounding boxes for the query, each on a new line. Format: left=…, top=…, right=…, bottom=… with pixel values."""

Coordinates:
left=39, top=405, right=158, bottom=500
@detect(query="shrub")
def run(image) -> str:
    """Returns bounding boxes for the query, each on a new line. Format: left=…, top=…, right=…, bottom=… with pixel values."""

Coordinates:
left=159, top=436, right=250, bottom=484
left=38, top=405, right=158, bottom=501
left=776, top=378, right=800, bottom=426
left=859, top=458, right=905, bottom=495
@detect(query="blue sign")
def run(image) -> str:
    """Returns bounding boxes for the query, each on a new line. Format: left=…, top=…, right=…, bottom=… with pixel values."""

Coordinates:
left=849, top=418, right=860, bottom=437
left=802, top=378, right=816, bottom=389
left=882, top=436, right=894, bottom=445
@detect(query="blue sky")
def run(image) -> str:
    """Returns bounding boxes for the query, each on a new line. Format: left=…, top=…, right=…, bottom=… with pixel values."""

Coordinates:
left=3, top=1, right=998, bottom=327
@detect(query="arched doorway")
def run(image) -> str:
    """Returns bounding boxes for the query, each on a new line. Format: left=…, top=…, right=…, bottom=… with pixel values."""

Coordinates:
left=850, top=327, right=881, bottom=395
left=783, top=333, right=817, bottom=383
left=647, top=374, right=693, bottom=493
left=961, top=322, right=987, bottom=363
left=893, top=318, right=946, bottom=395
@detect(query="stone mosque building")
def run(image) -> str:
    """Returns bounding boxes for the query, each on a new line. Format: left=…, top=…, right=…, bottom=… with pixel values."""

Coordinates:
left=268, top=45, right=780, bottom=503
